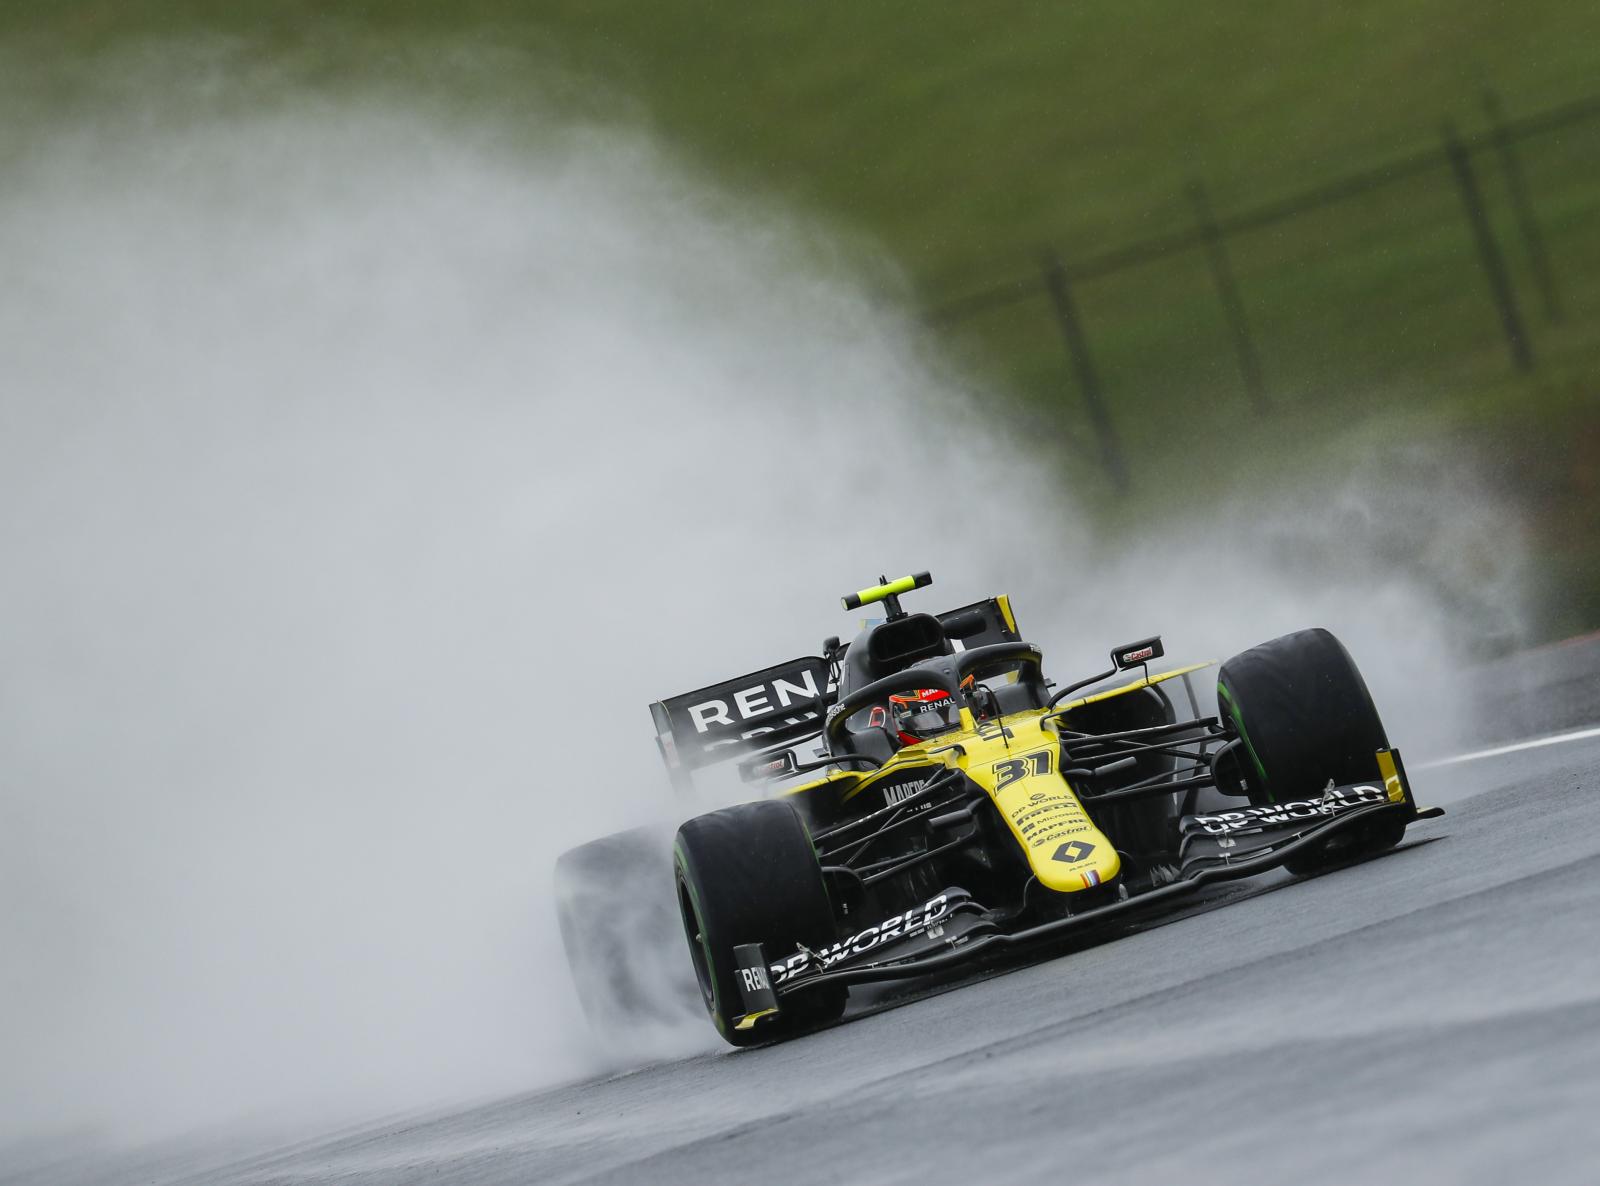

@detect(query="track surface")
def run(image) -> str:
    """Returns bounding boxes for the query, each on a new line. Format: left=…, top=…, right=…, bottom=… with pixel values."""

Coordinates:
left=20, top=737, right=1600, bottom=1185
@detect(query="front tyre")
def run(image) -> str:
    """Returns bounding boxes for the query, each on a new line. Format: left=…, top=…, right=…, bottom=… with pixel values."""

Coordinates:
left=674, top=799, right=847, bottom=1046
left=1217, top=627, right=1403, bottom=875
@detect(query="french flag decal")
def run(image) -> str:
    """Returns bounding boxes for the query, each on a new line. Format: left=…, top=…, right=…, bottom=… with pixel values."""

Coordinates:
left=1082, top=870, right=1101, bottom=889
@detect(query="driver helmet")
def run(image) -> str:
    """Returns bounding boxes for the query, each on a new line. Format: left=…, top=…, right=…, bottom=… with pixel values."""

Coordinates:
left=888, top=677, right=973, bottom=746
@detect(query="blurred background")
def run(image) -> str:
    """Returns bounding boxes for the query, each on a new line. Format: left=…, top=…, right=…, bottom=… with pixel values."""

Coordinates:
left=8, top=0, right=1594, bottom=632
left=1, top=0, right=1596, bottom=1166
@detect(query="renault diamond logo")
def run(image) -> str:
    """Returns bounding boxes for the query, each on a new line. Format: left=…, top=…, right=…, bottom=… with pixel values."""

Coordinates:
left=1052, top=840, right=1095, bottom=864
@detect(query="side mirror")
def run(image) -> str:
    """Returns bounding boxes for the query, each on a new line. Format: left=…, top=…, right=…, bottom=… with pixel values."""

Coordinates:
left=738, top=749, right=798, bottom=784
left=1112, top=636, right=1163, bottom=671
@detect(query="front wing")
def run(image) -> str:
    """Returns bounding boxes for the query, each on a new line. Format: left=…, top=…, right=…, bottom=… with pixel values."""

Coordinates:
left=730, top=747, right=1442, bottom=1032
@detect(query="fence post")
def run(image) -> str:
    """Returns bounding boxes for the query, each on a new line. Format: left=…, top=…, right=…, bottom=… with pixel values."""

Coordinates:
left=1039, top=251, right=1128, bottom=492
left=1482, top=89, right=1563, bottom=323
left=1186, top=180, right=1270, bottom=414
left=1442, top=122, right=1533, bottom=373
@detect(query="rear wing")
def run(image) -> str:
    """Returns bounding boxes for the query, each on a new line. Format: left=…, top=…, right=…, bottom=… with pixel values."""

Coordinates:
left=937, top=594, right=1022, bottom=653
left=649, top=595, right=1023, bottom=793
left=650, top=656, right=835, bottom=793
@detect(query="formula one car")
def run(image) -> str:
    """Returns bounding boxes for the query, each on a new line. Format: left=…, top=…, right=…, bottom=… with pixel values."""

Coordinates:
left=555, top=573, right=1441, bottom=1046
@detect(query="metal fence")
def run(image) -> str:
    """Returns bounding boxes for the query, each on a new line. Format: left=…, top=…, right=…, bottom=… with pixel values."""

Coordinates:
left=927, top=88, right=1600, bottom=492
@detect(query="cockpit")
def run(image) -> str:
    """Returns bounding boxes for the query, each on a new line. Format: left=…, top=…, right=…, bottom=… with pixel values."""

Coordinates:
left=827, top=607, right=1050, bottom=763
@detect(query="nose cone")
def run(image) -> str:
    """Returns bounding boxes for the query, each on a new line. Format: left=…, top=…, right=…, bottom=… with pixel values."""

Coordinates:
left=980, top=748, right=1121, bottom=893
left=1029, top=831, right=1122, bottom=893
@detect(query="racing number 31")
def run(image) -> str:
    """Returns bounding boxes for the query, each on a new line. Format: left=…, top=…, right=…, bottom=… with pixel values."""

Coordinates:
left=992, top=749, right=1054, bottom=789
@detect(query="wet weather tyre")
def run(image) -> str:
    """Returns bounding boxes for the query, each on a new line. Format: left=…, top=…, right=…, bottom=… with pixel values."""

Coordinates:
left=555, top=828, right=702, bottom=1032
left=1216, top=627, right=1401, bottom=875
left=674, top=799, right=847, bottom=1046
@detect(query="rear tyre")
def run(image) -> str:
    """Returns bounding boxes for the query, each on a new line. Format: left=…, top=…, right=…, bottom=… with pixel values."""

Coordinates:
left=674, top=799, right=847, bottom=1046
left=555, top=828, right=701, bottom=1031
left=1216, top=627, right=1401, bottom=875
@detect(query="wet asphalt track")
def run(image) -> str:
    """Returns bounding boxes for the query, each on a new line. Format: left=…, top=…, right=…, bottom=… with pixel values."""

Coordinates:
left=20, top=734, right=1600, bottom=1186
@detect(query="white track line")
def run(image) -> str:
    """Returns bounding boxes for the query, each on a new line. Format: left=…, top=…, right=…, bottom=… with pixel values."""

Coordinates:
left=1416, top=724, right=1600, bottom=770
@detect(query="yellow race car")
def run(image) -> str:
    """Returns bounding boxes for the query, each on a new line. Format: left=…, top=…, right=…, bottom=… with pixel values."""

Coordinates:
left=556, top=572, right=1441, bottom=1046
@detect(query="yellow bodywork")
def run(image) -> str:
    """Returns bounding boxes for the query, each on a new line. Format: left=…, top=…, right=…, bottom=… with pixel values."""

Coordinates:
left=788, top=709, right=1116, bottom=892
left=1052, top=662, right=1213, bottom=711
left=1376, top=748, right=1405, bottom=803
left=783, top=664, right=1215, bottom=895
left=785, top=662, right=1217, bottom=894
left=953, top=709, right=1122, bottom=892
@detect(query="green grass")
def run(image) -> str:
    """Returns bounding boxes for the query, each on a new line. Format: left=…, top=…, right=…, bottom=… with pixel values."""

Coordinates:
left=8, top=3, right=1598, bottom=284
left=6, top=1, right=1600, bottom=637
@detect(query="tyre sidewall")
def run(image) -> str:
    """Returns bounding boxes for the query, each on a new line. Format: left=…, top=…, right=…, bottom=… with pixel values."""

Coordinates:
left=1217, top=627, right=1389, bottom=805
left=674, top=799, right=842, bottom=1044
